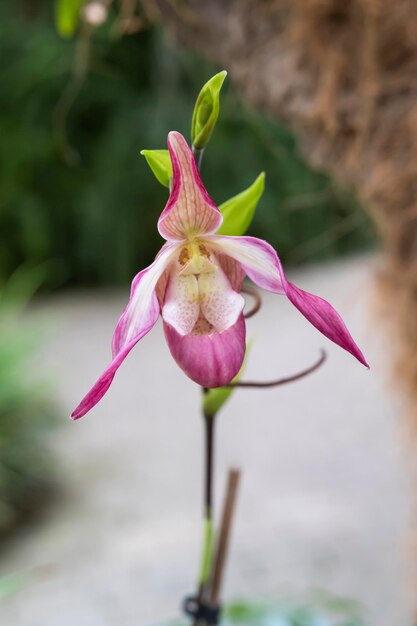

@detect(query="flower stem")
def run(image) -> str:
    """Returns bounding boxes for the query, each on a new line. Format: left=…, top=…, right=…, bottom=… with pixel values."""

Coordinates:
left=197, top=410, right=216, bottom=590
left=198, top=517, right=214, bottom=586
left=225, top=349, right=327, bottom=388
left=242, top=284, right=262, bottom=319
left=204, top=411, right=215, bottom=521
left=193, top=146, right=205, bottom=171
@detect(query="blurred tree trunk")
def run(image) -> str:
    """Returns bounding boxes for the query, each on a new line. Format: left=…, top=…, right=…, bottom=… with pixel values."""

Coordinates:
left=144, top=0, right=417, bottom=403
left=144, top=0, right=417, bottom=602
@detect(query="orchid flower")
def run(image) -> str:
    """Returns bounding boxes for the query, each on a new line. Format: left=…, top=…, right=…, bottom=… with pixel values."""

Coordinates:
left=71, top=131, right=367, bottom=419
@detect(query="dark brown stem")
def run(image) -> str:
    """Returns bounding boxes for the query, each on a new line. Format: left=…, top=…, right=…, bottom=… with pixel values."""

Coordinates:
left=209, top=468, right=241, bottom=606
left=242, top=285, right=262, bottom=319
left=225, top=349, right=326, bottom=388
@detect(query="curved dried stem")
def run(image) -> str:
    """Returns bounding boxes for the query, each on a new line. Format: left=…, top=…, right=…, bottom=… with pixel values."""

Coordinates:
left=242, top=284, right=262, bottom=319
left=225, top=349, right=327, bottom=389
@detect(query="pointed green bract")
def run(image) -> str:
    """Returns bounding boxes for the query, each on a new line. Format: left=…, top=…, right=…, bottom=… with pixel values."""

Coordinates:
left=216, top=172, right=265, bottom=236
left=202, top=344, right=250, bottom=418
left=140, top=149, right=172, bottom=188
left=191, top=70, right=227, bottom=150
left=55, top=0, right=84, bottom=38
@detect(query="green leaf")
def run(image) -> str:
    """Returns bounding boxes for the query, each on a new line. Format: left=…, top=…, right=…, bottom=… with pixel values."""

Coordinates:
left=54, top=0, right=84, bottom=38
left=202, top=343, right=250, bottom=418
left=191, top=70, right=227, bottom=150
left=140, top=149, right=172, bottom=188
left=216, top=172, right=265, bottom=236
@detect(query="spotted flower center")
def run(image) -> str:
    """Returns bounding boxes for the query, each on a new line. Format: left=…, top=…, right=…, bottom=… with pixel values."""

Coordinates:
left=178, top=242, right=215, bottom=276
left=161, top=240, right=245, bottom=337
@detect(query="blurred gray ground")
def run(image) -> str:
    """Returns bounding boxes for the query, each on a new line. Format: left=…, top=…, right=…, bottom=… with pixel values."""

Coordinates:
left=0, top=255, right=412, bottom=626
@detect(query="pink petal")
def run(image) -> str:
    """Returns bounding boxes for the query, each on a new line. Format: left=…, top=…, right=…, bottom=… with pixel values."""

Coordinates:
left=71, top=243, right=178, bottom=419
left=112, top=243, right=178, bottom=355
left=209, top=235, right=369, bottom=368
left=70, top=331, right=154, bottom=421
left=216, top=253, right=246, bottom=292
left=158, top=132, right=222, bottom=241
left=163, top=314, right=246, bottom=388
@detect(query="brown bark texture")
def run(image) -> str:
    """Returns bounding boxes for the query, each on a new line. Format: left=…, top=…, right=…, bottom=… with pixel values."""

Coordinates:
left=143, top=0, right=417, bottom=415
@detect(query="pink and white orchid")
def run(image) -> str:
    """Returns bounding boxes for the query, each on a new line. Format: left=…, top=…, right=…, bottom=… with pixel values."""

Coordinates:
left=71, top=131, right=367, bottom=419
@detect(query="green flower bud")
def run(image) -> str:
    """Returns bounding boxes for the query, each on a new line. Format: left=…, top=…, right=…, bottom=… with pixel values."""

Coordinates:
left=216, top=172, right=265, bottom=236
left=140, top=149, right=172, bottom=188
left=191, top=70, right=227, bottom=150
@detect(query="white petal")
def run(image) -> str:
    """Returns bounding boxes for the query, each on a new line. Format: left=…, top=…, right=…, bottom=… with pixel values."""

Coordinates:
left=206, top=235, right=368, bottom=367
left=112, top=242, right=179, bottom=356
left=162, top=272, right=200, bottom=335
left=198, top=264, right=245, bottom=332
left=207, top=235, right=285, bottom=294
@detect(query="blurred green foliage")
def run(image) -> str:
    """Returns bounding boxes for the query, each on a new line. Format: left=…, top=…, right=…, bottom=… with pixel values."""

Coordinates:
left=0, top=1, right=374, bottom=288
left=54, top=0, right=83, bottom=38
left=0, top=266, right=54, bottom=536
left=166, top=595, right=366, bottom=626
left=223, top=597, right=366, bottom=626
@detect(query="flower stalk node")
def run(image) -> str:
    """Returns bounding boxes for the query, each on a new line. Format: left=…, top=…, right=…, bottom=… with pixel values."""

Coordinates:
left=183, top=595, right=220, bottom=626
